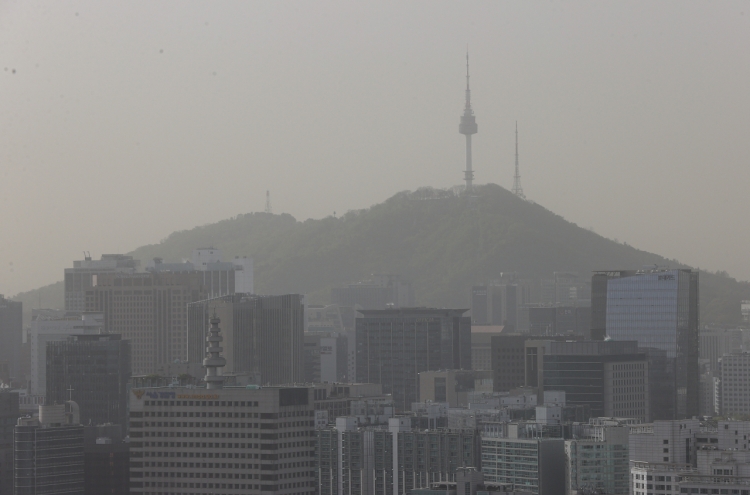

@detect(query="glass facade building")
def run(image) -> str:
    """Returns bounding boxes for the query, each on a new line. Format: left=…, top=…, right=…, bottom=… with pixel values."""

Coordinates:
left=592, top=269, right=699, bottom=419
left=356, top=309, right=471, bottom=412
left=542, top=340, right=649, bottom=421
left=0, top=296, right=23, bottom=386
left=46, top=334, right=131, bottom=434
left=14, top=423, right=85, bottom=495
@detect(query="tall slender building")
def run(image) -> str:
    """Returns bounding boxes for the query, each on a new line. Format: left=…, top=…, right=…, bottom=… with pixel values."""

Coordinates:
left=591, top=268, right=700, bottom=419
left=459, top=52, right=478, bottom=194
left=0, top=296, right=23, bottom=386
left=512, top=121, right=526, bottom=199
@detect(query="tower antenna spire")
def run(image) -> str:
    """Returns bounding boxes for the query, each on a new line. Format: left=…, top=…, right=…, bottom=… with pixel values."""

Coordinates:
left=265, top=190, right=272, bottom=214
left=459, top=50, right=478, bottom=196
left=512, top=121, right=526, bottom=199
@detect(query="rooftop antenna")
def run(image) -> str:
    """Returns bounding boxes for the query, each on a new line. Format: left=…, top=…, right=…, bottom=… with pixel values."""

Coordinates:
left=265, top=190, right=272, bottom=214
left=512, top=121, right=526, bottom=199
left=67, top=385, right=74, bottom=401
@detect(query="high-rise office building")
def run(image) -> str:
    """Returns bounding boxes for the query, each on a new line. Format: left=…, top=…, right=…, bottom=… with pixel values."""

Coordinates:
left=14, top=402, right=85, bottom=495
left=540, top=340, right=650, bottom=421
left=84, top=424, right=129, bottom=495
left=355, top=308, right=471, bottom=411
left=67, top=250, right=252, bottom=313
left=331, top=275, right=413, bottom=310
left=0, top=295, right=22, bottom=386
left=146, top=248, right=253, bottom=297
left=65, top=254, right=141, bottom=311
left=470, top=327, right=504, bottom=371
left=591, top=269, right=699, bottom=419
left=29, top=312, right=103, bottom=397
left=84, top=271, right=210, bottom=374
left=303, top=332, right=348, bottom=383
left=700, top=328, right=743, bottom=373
left=127, top=386, right=315, bottom=494
left=77, top=249, right=251, bottom=374
left=491, top=335, right=530, bottom=393
left=46, top=334, right=131, bottom=432
left=491, top=335, right=571, bottom=393
left=187, top=293, right=305, bottom=385
left=526, top=305, right=591, bottom=337
left=719, top=352, right=750, bottom=416
left=470, top=284, right=527, bottom=329
left=306, top=304, right=357, bottom=382
left=0, top=390, right=19, bottom=495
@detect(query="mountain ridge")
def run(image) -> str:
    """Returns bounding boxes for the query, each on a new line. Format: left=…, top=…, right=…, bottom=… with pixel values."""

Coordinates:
left=13, top=184, right=749, bottom=324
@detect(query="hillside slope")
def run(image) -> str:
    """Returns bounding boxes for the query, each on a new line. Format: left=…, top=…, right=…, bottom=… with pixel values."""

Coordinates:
left=13, top=184, right=750, bottom=324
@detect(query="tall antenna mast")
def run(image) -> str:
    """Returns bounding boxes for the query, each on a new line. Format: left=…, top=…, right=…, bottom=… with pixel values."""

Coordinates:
left=459, top=50, right=478, bottom=196
left=512, top=121, right=526, bottom=199
left=265, top=190, right=272, bottom=214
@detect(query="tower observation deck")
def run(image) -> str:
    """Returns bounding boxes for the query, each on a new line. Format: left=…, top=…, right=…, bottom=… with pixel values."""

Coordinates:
left=459, top=52, right=478, bottom=194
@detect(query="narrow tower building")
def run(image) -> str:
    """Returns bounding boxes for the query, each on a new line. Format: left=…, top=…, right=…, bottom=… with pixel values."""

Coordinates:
left=459, top=52, right=478, bottom=194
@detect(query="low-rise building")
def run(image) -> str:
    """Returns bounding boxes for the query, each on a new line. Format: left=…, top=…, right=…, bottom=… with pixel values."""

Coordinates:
left=629, top=419, right=701, bottom=465
left=480, top=424, right=565, bottom=495
left=316, top=416, right=480, bottom=495
left=565, top=422, right=629, bottom=495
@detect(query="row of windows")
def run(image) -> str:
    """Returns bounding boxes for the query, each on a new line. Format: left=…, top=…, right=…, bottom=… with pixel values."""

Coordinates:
left=135, top=481, right=313, bottom=493
left=141, top=461, right=310, bottom=469
left=143, top=400, right=263, bottom=408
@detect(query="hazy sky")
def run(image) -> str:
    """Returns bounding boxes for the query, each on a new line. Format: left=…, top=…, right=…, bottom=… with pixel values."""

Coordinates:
left=1, top=1, right=749, bottom=296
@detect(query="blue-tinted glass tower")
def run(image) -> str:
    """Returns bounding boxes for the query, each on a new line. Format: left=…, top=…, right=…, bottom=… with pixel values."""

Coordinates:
left=591, top=268, right=699, bottom=419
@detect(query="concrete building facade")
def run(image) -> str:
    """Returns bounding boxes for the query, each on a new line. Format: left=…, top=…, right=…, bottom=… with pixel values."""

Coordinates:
left=187, top=293, right=305, bottom=386
left=719, top=352, right=750, bottom=416
left=316, top=416, right=480, bottom=495
left=564, top=423, right=629, bottom=495
left=480, top=427, right=565, bottom=495
left=128, top=386, right=315, bottom=495
left=84, top=271, right=211, bottom=374
left=355, top=308, right=471, bottom=411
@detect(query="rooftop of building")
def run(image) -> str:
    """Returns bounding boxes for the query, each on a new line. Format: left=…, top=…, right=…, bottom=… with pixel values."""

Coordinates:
left=356, top=307, right=469, bottom=316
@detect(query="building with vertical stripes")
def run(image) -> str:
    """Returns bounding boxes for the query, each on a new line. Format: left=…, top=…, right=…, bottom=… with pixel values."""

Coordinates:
left=187, top=294, right=305, bottom=386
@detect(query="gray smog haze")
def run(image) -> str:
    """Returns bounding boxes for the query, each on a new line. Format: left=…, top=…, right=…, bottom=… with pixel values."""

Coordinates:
left=1, top=1, right=749, bottom=296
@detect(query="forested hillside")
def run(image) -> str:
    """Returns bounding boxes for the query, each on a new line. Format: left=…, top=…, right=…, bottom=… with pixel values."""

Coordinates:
left=14, top=184, right=750, bottom=324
